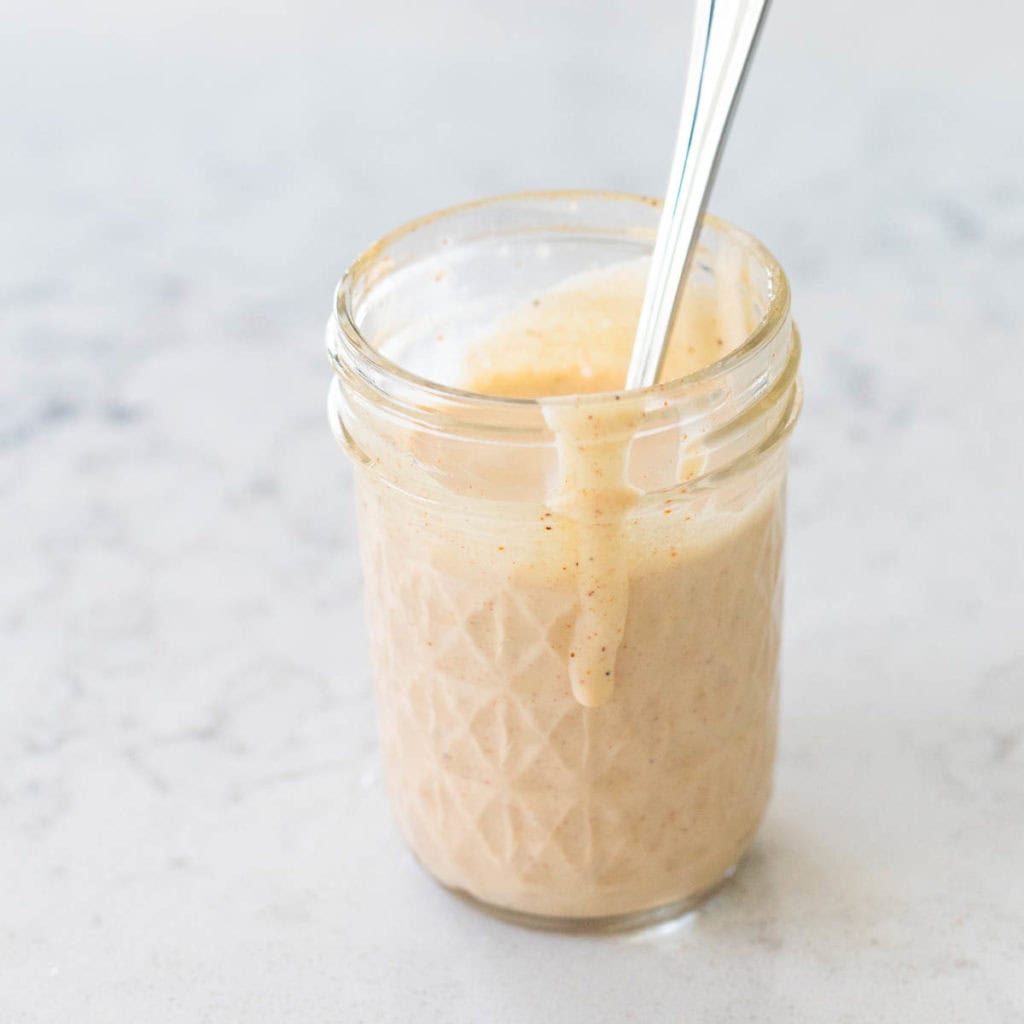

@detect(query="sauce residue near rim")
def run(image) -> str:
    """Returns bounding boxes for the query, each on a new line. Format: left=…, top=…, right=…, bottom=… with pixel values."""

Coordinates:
left=462, top=259, right=741, bottom=706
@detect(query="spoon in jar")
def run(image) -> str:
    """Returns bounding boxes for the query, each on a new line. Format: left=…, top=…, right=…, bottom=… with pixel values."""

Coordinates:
left=626, top=0, right=771, bottom=389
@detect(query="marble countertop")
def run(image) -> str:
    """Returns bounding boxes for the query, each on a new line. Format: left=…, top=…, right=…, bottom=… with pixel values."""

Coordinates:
left=3, top=0, right=1023, bottom=1019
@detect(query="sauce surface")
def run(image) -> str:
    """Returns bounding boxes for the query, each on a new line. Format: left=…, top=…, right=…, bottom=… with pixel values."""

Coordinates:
left=358, top=260, right=785, bottom=918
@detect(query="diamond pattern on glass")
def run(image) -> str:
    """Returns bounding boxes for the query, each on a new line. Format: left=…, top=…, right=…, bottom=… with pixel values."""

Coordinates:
left=359, top=480, right=786, bottom=919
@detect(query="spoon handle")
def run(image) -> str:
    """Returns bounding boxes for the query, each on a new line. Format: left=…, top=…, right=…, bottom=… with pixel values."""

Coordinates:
left=626, top=0, right=771, bottom=390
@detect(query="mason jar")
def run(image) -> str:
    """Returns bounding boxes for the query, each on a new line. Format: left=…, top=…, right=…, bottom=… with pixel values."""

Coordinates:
left=327, top=191, right=801, bottom=931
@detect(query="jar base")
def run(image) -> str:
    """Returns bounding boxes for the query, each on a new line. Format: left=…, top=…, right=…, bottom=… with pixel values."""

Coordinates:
left=438, top=867, right=736, bottom=935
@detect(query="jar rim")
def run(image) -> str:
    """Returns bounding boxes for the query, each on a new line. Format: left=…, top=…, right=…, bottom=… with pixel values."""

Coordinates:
left=328, top=189, right=791, bottom=420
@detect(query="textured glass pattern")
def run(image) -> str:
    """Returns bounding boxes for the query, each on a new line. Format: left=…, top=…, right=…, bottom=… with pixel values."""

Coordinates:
left=357, top=475, right=786, bottom=921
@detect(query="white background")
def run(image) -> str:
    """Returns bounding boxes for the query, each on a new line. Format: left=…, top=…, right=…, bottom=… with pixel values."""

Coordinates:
left=2, top=1, right=1023, bottom=1020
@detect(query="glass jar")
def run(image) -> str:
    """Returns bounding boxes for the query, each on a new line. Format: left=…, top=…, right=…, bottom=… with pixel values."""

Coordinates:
left=327, top=191, right=801, bottom=931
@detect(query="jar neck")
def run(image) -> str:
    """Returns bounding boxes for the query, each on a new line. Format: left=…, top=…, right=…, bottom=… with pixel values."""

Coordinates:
left=327, top=191, right=800, bottom=502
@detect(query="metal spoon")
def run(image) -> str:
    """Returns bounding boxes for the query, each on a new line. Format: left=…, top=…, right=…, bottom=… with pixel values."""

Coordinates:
left=626, top=0, right=771, bottom=390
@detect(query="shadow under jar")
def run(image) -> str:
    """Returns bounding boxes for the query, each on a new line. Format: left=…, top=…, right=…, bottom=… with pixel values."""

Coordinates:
left=327, top=191, right=801, bottom=932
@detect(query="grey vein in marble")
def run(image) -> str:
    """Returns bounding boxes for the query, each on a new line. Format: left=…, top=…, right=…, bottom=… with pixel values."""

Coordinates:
left=2, top=0, right=1023, bottom=1020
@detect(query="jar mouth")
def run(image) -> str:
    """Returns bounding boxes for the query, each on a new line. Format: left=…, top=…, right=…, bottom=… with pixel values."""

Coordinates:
left=328, top=189, right=792, bottom=426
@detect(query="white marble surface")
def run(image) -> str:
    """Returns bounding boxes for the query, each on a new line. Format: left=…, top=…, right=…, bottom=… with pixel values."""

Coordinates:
left=3, top=0, right=1024, bottom=1019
